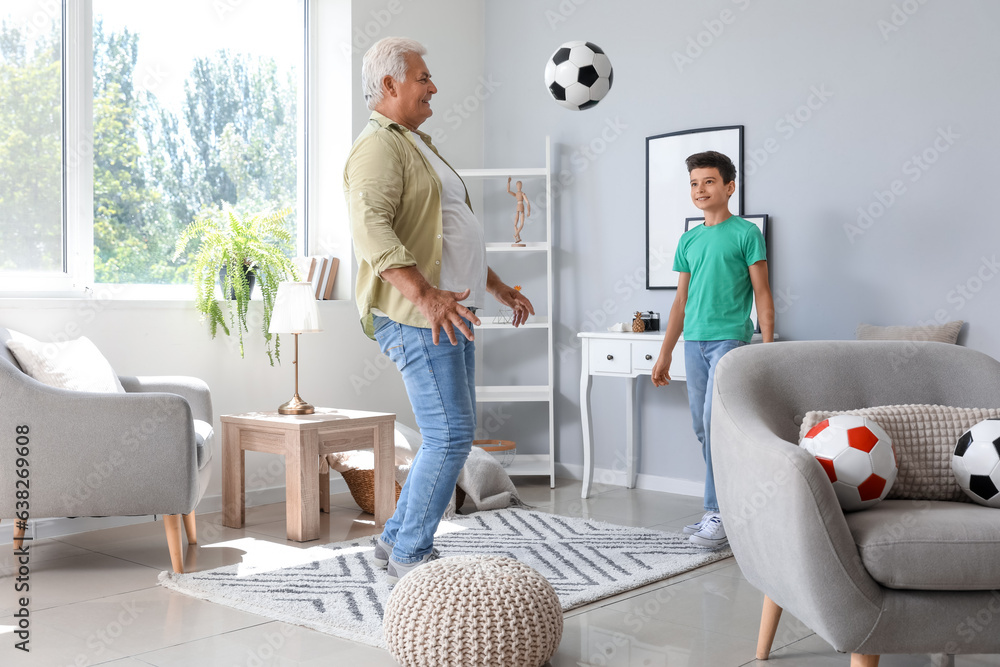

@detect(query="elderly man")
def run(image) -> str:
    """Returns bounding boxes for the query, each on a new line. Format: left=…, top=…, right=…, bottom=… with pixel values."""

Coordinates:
left=344, top=37, right=533, bottom=583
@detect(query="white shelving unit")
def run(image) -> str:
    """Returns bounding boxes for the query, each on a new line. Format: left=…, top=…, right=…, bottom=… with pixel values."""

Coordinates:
left=457, top=137, right=554, bottom=487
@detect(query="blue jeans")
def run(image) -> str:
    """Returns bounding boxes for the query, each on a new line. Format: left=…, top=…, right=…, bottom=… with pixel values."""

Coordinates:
left=684, top=340, right=746, bottom=513
left=373, top=315, right=476, bottom=563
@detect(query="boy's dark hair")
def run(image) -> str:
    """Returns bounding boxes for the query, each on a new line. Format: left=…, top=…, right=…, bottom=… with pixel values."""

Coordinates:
left=686, top=151, right=737, bottom=184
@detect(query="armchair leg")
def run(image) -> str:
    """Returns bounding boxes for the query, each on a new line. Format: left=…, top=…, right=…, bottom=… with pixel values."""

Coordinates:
left=164, top=515, right=184, bottom=574
left=851, top=655, right=880, bottom=667
left=756, top=595, right=783, bottom=659
left=182, top=512, right=197, bottom=545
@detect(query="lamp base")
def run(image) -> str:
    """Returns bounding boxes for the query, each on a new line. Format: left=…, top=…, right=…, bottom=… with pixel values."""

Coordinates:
left=278, top=394, right=314, bottom=415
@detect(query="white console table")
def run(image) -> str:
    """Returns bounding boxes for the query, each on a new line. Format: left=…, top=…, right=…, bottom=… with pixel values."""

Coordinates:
left=578, top=331, right=770, bottom=499
left=578, top=331, right=683, bottom=499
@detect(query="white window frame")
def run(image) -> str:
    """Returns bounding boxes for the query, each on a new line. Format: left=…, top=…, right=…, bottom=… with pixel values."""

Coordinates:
left=0, top=0, right=330, bottom=299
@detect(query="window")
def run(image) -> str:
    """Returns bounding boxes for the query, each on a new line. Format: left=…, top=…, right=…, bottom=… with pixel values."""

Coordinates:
left=0, top=3, right=63, bottom=274
left=0, top=0, right=308, bottom=292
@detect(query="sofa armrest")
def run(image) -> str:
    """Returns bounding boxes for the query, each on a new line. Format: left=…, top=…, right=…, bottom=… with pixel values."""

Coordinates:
left=0, top=362, right=200, bottom=518
left=712, top=359, right=885, bottom=651
left=119, top=375, right=213, bottom=424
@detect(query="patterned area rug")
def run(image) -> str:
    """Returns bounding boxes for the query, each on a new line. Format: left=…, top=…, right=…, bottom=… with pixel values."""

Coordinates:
left=158, top=509, right=731, bottom=648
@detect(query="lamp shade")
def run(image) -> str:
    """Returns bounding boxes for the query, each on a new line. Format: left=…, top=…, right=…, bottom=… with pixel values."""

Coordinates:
left=268, top=282, right=322, bottom=334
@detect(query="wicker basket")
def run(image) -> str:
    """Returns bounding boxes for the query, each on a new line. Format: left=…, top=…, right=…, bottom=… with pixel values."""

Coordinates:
left=339, top=467, right=468, bottom=515
left=340, top=468, right=402, bottom=516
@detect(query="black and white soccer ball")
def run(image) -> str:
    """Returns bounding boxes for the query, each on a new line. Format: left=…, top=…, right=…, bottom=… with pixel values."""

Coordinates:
left=952, top=419, right=1000, bottom=508
left=543, top=41, right=613, bottom=111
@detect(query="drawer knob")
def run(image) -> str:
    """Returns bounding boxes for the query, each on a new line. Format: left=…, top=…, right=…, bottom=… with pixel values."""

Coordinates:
left=607, top=354, right=614, bottom=361
left=645, top=354, right=653, bottom=361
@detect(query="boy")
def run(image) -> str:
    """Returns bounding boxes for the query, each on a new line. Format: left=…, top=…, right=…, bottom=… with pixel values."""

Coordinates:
left=651, top=151, right=774, bottom=549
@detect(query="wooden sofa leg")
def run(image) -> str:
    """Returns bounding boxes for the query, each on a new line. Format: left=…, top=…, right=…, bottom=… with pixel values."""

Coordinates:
left=11, top=519, right=26, bottom=551
left=164, top=515, right=184, bottom=574
left=851, top=655, right=880, bottom=667
left=756, top=595, right=783, bottom=659
left=182, top=512, right=197, bottom=545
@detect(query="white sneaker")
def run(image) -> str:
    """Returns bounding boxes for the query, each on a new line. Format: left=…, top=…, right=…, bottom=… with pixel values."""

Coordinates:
left=689, top=513, right=728, bottom=549
left=683, top=511, right=715, bottom=535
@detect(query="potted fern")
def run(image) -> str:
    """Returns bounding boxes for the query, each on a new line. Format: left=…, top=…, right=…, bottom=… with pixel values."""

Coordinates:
left=174, top=205, right=300, bottom=365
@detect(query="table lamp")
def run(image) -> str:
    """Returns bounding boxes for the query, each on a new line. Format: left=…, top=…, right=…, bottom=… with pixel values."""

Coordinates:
left=268, top=281, right=322, bottom=414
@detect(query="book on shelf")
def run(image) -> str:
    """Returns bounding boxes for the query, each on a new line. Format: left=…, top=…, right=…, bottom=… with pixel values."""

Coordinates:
left=312, top=256, right=328, bottom=299
left=294, top=254, right=338, bottom=299
left=322, top=256, right=339, bottom=300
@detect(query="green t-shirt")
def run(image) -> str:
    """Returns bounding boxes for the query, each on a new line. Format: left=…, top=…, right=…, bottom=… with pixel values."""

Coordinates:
left=673, top=215, right=767, bottom=343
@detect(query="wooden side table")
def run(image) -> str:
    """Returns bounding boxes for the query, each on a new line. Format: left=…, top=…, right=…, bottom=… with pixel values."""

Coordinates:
left=221, top=408, right=396, bottom=541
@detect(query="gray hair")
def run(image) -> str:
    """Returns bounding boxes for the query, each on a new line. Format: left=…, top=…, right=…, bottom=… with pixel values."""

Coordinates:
left=362, top=37, right=427, bottom=110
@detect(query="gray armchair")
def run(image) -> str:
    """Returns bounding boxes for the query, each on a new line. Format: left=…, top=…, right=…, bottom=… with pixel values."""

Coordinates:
left=712, top=340, right=1000, bottom=666
left=0, top=327, right=213, bottom=573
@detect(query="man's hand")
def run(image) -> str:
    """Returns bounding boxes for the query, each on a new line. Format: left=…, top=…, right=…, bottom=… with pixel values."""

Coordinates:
left=415, top=287, right=481, bottom=345
left=491, top=282, right=535, bottom=327
left=651, top=353, right=672, bottom=387
left=380, top=266, right=481, bottom=345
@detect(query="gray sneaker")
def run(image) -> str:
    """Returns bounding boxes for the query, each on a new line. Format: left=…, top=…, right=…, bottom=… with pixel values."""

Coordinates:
left=386, top=548, right=440, bottom=584
left=371, top=536, right=392, bottom=569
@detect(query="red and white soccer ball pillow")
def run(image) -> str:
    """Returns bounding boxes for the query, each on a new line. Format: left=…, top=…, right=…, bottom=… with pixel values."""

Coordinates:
left=800, top=415, right=898, bottom=512
left=952, top=419, right=1000, bottom=508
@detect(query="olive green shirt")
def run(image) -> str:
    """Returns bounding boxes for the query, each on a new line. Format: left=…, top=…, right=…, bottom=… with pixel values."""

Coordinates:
left=344, top=111, right=473, bottom=339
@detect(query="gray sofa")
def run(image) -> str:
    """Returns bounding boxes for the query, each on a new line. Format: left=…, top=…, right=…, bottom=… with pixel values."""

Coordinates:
left=712, top=340, right=1000, bottom=666
left=0, top=327, right=213, bottom=573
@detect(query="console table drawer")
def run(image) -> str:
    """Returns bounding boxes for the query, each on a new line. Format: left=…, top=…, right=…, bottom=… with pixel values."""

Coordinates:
left=631, top=341, right=661, bottom=373
left=590, top=340, right=630, bottom=373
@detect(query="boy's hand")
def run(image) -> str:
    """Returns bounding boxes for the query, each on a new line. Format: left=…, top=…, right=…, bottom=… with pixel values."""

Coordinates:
left=651, top=353, right=671, bottom=387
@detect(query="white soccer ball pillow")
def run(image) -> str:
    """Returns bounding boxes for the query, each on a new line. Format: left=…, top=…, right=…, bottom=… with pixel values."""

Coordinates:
left=800, top=415, right=897, bottom=512
left=952, top=419, right=1000, bottom=508
left=543, top=41, right=613, bottom=110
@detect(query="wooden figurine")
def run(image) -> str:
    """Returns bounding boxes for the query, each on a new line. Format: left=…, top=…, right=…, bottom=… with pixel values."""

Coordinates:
left=507, top=177, right=530, bottom=247
left=632, top=311, right=646, bottom=333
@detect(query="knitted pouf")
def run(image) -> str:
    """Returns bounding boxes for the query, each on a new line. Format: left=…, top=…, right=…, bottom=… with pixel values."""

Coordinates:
left=383, top=555, right=563, bottom=667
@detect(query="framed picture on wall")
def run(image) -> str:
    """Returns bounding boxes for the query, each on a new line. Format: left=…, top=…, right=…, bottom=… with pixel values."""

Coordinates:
left=646, top=125, right=744, bottom=289
left=684, top=214, right=770, bottom=333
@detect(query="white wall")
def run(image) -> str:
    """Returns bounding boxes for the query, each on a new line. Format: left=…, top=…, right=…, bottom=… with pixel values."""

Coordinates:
left=349, top=0, right=486, bottom=169
left=478, top=0, right=1000, bottom=491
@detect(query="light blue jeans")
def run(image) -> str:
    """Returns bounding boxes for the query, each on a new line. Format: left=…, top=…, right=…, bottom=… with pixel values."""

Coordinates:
left=685, top=339, right=746, bottom=513
left=373, top=315, right=476, bottom=564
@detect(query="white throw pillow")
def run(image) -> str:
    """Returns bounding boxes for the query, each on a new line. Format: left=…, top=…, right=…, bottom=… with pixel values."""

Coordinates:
left=6, top=330, right=125, bottom=393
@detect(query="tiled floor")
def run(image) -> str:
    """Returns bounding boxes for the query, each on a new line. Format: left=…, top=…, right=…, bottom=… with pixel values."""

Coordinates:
left=0, top=479, right=996, bottom=666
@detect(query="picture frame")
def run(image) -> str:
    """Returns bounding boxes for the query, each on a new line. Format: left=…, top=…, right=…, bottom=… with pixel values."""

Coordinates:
left=646, top=125, right=744, bottom=289
left=683, top=214, right=770, bottom=333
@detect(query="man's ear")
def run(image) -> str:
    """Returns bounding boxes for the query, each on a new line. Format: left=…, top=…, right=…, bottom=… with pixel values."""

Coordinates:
left=382, top=75, right=396, bottom=98
left=726, top=179, right=736, bottom=196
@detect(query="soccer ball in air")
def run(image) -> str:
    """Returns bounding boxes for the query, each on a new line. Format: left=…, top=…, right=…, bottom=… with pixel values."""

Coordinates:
left=543, top=41, right=613, bottom=111
left=800, top=415, right=897, bottom=512
left=952, top=419, right=1000, bottom=508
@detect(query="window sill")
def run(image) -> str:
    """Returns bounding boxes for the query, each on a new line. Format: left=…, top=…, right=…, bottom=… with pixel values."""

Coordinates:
left=0, top=289, right=349, bottom=310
